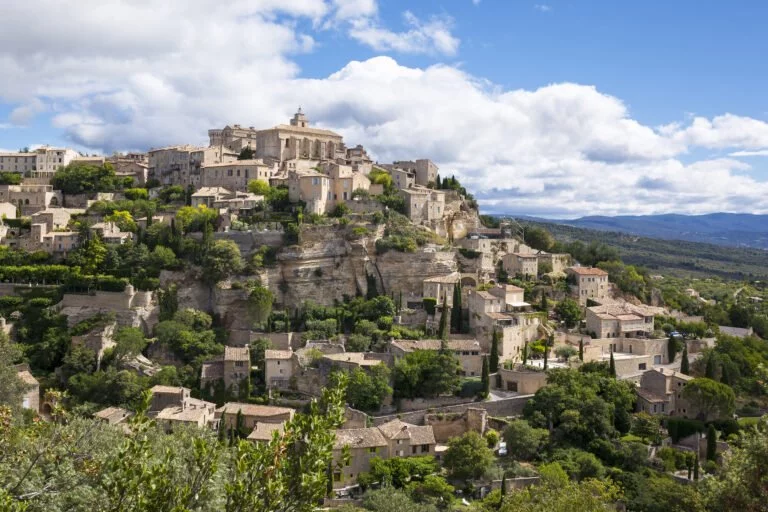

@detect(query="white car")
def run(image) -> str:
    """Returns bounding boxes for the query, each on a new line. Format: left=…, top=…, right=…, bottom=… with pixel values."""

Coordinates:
left=497, top=441, right=508, bottom=456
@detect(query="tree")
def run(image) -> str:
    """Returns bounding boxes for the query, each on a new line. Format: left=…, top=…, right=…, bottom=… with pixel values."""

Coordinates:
left=681, top=343, right=690, bottom=374
left=437, top=296, right=449, bottom=341
left=105, top=210, right=138, bottom=232
left=703, top=422, right=768, bottom=511
left=630, top=412, right=660, bottom=443
left=707, top=424, right=718, bottom=461
left=667, top=335, right=679, bottom=364
left=51, top=161, right=120, bottom=194
left=238, top=147, right=254, bottom=160
left=489, top=329, right=500, bottom=373
left=705, top=352, right=718, bottom=380
left=345, top=366, right=392, bottom=412
left=442, top=431, right=494, bottom=481
left=393, top=350, right=461, bottom=399
left=554, top=345, right=577, bottom=361
left=201, top=239, right=243, bottom=285
left=247, top=285, right=274, bottom=329
left=451, top=283, right=462, bottom=334
left=481, top=356, right=490, bottom=398
left=578, top=338, right=584, bottom=361
left=523, top=340, right=529, bottom=365
left=682, top=378, right=736, bottom=421
left=523, top=226, right=554, bottom=252
left=555, top=298, right=581, bottom=328
left=110, top=327, right=147, bottom=364
left=0, top=335, right=28, bottom=413
left=503, top=419, right=549, bottom=461
left=609, top=350, right=616, bottom=378
left=694, top=453, right=700, bottom=481
left=543, top=343, right=549, bottom=370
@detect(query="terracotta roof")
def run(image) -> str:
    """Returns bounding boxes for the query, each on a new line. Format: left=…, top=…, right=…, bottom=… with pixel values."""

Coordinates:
left=587, top=302, right=662, bottom=320
left=392, top=339, right=482, bottom=352
left=567, top=266, right=608, bottom=276
left=377, top=419, right=436, bottom=445
left=268, top=124, right=343, bottom=138
left=192, top=186, right=231, bottom=197
left=218, top=403, right=295, bottom=419
left=247, top=422, right=285, bottom=441
left=265, top=349, right=293, bottom=360
left=656, top=368, right=694, bottom=381
left=224, top=346, right=250, bottom=362
left=334, top=427, right=388, bottom=449
left=94, top=406, right=132, bottom=423
left=475, top=291, right=498, bottom=301
left=423, top=272, right=461, bottom=284
left=323, top=352, right=383, bottom=366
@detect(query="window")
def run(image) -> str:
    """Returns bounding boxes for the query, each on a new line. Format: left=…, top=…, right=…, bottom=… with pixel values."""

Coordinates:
left=333, top=472, right=341, bottom=482
left=369, top=447, right=377, bottom=454
left=412, top=446, right=418, bottom=455
left=638, top=363, right=647, bottom=370
left=235, top=361, right=244, bottom=367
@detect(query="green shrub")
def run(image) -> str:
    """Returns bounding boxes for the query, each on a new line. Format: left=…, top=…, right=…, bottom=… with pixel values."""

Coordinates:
left=423, top=297, right=437, bottom=316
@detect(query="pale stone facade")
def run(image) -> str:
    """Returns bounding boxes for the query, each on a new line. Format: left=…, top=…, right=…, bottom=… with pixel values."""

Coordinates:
left=287, top=170, right=330, bottom=215
left=324, top=163, right=371, bottom=205
left=0, top=146, right=78, bottom=180
left=566, top=266, right=610, bottom=305
left=264, top=349, right=294, bottom=389
left=16, top=364, right=40, bottom=413
left=332, top=419, right=436, bottom=489
left=496, top=366, right=547, bottom=394
left=0, top=184, right=62, bottom=215
left=390, top=338, right=484, bottom=377
left=391, top=159, right=438, bottom=186
left=149, top=385, right=217, bottom=430
left=636, top=368, right=695, bottom=417
left=399, top=186, right=445, bottom=224
left=200, top=346, right=251, bottom=395
left=217, top=403, right=294, bottom=431
left=537, top=252, right=571, bottom=274
left=586, top=302, right=661, bottom=339
left=148, top=145, right=235, bottom=187
left=422, top=272, right=461, bottom=307
left=254, top=110, right=344, bottom=168
left=503, top=253, right=538, bottom=278
left=200, top=159, right=273, bottom=191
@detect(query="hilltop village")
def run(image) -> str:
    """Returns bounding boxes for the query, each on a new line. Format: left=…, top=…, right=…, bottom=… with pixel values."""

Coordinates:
left=2, top=109, right=766, bottom=510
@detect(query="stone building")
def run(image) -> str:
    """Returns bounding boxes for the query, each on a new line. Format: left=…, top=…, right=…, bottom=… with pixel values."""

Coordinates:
left=324, top=163, right=371, bottom=205
left=398, top=186, right=445, bottom=224
left=0, top=184, right=62, bottom=215
left=536, top=252, right=571, bottom=274
left=566, top=266, right=610, bottom=305
left=586, top=302, right=661, bottom=339
left=148, top=145, right=235, bottom=187
left=495, top=365, right=548, bottom=394
left=332, top=419, right=436, bottom=489
left=15, top=364, right=39, bottom=413
left=636, top=368, right=695, bottom=417
left=502, top=253, right=538, bottom=279
left=287, top=170, right=330, bottom=215
left=199, top=159, right=273, bottom=191
left=0, top=146, right=79, bottom=179
left=254, top=109, right=345, bottom=168
left=208, top=124, right=259, bottom=153
left=200, top=346, right=251, bottom=396
left=23, top=222, right=79, bottom=255
left=390, top=338, right=484, bottom=377
left=391, top=159, right=438, bottom=186
left=264, top=349, right=295, bottom=390
left=422, top=272, right=461, bottom=307
left=149, top=385, right=217, bottom=430
left=216, top=403, right=294, bottom=431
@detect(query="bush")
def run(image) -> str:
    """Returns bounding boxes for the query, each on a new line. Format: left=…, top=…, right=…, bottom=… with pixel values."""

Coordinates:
left=423, top=297, right=437, bottom=316
left=665, top=417, right=705, bottom=443
left=458, top=248, right=481, bottom=259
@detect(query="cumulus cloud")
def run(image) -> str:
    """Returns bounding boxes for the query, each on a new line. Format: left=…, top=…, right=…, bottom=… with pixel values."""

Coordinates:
left=729, top=149, right=768, bottom=157
left=534, top=4, right=552, bottom=12
left=348, top=11, right=460, bottom=55
left=2, top=1, right=768, bottom=217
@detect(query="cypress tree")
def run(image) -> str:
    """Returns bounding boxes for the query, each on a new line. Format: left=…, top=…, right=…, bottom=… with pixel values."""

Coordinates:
left=578, top=338, right=584, bottom=362
left=706, top=424, right=717, bottom=461
left=680, top=344, right=690, bottom=375
left=398, top=290, right=403, bottom=314
left=705, top=352, right=718, bottom=380
left=694, top=454, right=700, bottom=480
left=501, top=474, right=507, bottom=497
left=541, top=294, right=548, bottom=311
left=609, top=349, right=616, bottom=378
left=438, top=296, right=449, bottom=342
left=489, top=329, right=500, bottom=373
left=667, top=335, right=678, bottom=364
left=236, top=409, right=245, bottom=438
left=543, top=345, right=549, bottom=370
left=481, top=356, right=490, bottom=398
left=451, top=282, right=462, bottom=333
left=522, top=341, right=528, bottom=365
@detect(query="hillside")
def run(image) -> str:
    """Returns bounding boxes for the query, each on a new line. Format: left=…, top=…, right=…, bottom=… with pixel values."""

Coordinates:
left=549, top=213, right=768, bottom=249
left=516, top=218, right=768, bottom=280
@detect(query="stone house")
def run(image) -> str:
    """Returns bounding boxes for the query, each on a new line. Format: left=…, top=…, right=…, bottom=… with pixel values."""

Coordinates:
left=422, top=272, right=461, bottom=307
left=15, top=364, right=39, bottom=413
left=264, top=349, right=295, bottom=390
left=391, top=159, right=438, bottom=186
left=200, top=346, right=251, bottom=396
left=332, top=419, right=436, bottom=489
left=585, top=303, right=661, bottom=339
left=149, top=385, right=217, bottom=430
left=0, top=184, right=62, bottom=215
left=566, top=266, right=610, bottom=305
left=390, top=338, right=484, bottom=377
left=495, top=365, right=548, bottom=394
left=93, top=406, right=132, bottom=425
left=398, top=186, right=445, bottom=224
left=216, top=403, right=295, bottom=431
left=199, top=159, right=273, bottom=191
left=23, top=222, right=79, bottom=255
left=30, top=207, right=84, bottom=231
left=148, top=145, right=234, bottom=188
left=502, top=253, right=538, bottom=279
left=247, top=422, right=285, bottom=443
left=0, top=146, right=78, bottom=179
left=323, top=163, right=371, bottom=205
left=636, top=368, right=695, bottom=417
left=536, top=252, right=571, bottom=274
left=191, top=186, right=232, bottom=208
left=387, top=166, right=415, bottom=190
left=287, top=170, right=330, bottom=215
left=0, top=202, right=16, bottom=220
left=208, top=124, right=259, bottom=153
left=319, top=352, right=388, bottom=373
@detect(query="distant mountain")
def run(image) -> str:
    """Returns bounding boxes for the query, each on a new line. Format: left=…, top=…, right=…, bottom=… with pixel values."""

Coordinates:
left=546, top=213, right=768, bottom=250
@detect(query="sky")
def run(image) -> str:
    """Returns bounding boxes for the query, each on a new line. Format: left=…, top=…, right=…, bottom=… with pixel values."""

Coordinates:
left=2, top=0, right=768, bottom=218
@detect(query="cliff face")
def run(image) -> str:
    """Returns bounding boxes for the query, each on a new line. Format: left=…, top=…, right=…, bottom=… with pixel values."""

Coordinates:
left=374, top=249, right=458, bottom=299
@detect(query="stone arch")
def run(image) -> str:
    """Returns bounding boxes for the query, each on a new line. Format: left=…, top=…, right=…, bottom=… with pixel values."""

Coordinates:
left=24, top=198, right=30, bottom=205
left=460, top=275, right=477, bottom=288
left=49, top=196, right=59, bottom=206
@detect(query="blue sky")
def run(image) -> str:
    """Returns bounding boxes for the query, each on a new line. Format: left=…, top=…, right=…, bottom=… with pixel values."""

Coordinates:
left=2, top=0, right=768, bottom=216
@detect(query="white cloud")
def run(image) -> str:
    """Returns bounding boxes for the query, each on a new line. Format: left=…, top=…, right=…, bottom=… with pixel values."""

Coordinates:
left=729, top=149, right=768, bottom=157
left=348, top=11, right=460, bottom=56
left=2, top=1, right=768, bottom=217
left=534, top=4, right=552, bottom=12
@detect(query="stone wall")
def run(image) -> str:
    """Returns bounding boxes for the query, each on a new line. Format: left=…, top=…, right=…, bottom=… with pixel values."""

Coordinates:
left=371, top=395, right=531, bottom=426
left=375, top=249, right=458, bottom=298
left=424, top=408, right=487, bottom=442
